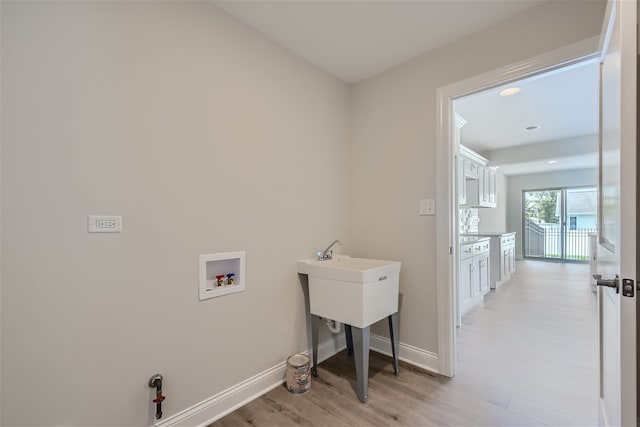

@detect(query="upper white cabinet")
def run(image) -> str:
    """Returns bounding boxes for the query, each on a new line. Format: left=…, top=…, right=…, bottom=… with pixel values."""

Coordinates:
left=464, top=160, right=480, bottom=179
left=488, top=169, right=497, bottom=205
left=459, top=145, right=496, bottom=208
left=481, top=167, right=489, bottom=205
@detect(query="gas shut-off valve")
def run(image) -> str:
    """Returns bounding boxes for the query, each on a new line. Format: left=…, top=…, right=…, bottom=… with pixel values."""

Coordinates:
left=148, top=374, right=165, bottom=420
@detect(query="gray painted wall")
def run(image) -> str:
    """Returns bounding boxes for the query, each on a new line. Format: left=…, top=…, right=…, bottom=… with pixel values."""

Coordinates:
left=1, top=2, right=350, bottom=424
left=506, top=168, right=598, bottom=259
left=349, top=0, right=604, bottom=351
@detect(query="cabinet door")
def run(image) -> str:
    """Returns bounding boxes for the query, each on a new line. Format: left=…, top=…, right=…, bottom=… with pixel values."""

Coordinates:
left=477, top=167, right=486, bottom=206
left=479, top=254, right=490, bottom=294
left=472, top=256, right=482, bottom=297
left=465, top=160, right=479, bottom=179
left=501, top=247, right=509, bottom=278
left=459, top=257, right=474, bottom=313
left=481, top=167, right=490, bottom=205
left=509, top=245, right=516, bottom=274
left=488, top=169, right=497, bottom=206
left=457, top=156, right=466, bottom=205
left=476, top=256, right=484, bottom=296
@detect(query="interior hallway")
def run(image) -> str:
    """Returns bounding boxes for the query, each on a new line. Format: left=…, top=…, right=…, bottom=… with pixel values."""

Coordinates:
left=213, top=260, right=598, bottom=426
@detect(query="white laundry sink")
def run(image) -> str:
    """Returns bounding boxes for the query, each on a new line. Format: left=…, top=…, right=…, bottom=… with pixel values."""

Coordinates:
left=297, top=255, right=401, bottom=328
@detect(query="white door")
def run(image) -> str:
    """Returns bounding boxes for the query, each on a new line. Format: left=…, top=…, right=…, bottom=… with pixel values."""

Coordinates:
left=596, top=0, right=636, bottom=425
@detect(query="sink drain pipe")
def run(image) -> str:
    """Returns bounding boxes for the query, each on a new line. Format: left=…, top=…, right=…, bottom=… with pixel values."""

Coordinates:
left=325, top=318, right=341, bottom=334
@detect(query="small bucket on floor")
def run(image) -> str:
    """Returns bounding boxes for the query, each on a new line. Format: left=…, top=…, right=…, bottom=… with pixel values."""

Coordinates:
left=285, top=354, right=311, bottom=394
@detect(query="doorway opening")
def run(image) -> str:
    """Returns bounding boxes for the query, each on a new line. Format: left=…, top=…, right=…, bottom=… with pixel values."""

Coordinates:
left=434, top=39, right=602, bottom=378
left=448, top=61, right=600, bottom=422
left=523, top=186, right=597, bottom=261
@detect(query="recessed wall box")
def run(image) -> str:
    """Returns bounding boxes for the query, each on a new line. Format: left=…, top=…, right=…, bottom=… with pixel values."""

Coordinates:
left=198, top=251, right=246, bottom=300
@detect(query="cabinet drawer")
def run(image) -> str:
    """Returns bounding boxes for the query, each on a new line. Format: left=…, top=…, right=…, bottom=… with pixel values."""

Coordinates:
left=501, top=235, right=514, bottom=245
left=460, top=244, right=474, bottom=259
left=473, top=241, right=490, bottom=254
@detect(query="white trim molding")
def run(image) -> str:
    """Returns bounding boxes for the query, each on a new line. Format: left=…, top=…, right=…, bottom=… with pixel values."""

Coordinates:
left=154, top=333, right=440, bottom=427
left=154, top=335, right=346, bottom=427
left=370, top=334, right=439, bottom=374
left=435, top=35, right=601, bottom=378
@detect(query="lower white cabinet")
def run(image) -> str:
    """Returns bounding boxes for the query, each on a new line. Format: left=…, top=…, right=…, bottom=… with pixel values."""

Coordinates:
left=484, top=232, right=516, bottom=288
left=459, top=255, right=474, bottom=314
left=478, top=250, right=490, bottom=295
left=459, top=238, right=491, bottom=317
left=501, top=233, right=516, bottom=277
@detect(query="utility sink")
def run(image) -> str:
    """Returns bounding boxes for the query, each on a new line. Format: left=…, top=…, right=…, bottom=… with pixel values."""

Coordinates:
left=297, top=255, right=401, bottom=328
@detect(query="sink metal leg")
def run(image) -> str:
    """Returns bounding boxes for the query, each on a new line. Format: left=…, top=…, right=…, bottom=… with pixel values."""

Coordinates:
left=345, top=324, right=353, bottom=356
left=311, top=315, right=319, bottom=377
left=352, top=325, right=370, bottom=403
left=388, top=312, right=399, bottom=375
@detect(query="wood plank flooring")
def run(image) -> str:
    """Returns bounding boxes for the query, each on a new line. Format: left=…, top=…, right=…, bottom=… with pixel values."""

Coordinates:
left=212, top=260, right=598, bottom=426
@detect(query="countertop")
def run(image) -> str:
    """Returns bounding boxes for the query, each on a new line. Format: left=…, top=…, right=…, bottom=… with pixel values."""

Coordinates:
left=459, top=236, right=491, bottom=244
left=462, top=231, right=516, bottom=237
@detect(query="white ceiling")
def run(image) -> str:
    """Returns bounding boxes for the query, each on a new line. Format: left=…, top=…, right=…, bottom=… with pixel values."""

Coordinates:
left=212, top=0, right=599, bottom=176
left=455, top=61, right=599, bottom=151
left=496, top=153, right=598, bottom=176
left=455, top=61, right=599, bottom=175
left=213, top=0, right=547, bottom=84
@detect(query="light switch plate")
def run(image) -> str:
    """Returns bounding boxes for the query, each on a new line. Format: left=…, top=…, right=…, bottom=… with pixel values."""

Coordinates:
left=88, top=215, right=122, bottom=233
left=419, top=199, right=435, bottom=216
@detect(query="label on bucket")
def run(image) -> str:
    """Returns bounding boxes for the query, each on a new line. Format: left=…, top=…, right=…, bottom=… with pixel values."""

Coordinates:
left=286, top=354, right=311, bottom=394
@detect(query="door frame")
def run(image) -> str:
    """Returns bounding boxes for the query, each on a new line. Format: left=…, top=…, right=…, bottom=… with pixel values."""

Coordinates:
left=435, top=37, right=601, bottom=377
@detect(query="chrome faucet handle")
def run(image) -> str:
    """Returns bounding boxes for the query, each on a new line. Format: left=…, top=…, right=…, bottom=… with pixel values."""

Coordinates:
left=317, top=239, right=341, bottom=261
left=317, top=250, right=333, bottom=260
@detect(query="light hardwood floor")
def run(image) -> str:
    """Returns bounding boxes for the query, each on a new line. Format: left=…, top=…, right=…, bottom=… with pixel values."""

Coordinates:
left=212, top=260, right=598, bottom=426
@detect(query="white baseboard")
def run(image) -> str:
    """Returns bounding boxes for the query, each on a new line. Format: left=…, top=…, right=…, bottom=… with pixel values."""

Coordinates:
left=155, top=334, right=346, bottom=427
left=369, top=333, right=439, bottom=374
left=154, top=333, right=438, bottom=427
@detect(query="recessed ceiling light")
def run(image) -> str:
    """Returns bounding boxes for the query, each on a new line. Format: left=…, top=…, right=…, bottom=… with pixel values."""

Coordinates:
left=547, top=160, right=558, bottom=164
left=525, top=125, right=540, bottom=131
left=499, top=87, right=521, bottom=96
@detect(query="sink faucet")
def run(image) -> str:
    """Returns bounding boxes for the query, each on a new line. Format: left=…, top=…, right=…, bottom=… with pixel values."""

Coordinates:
left=317, top=239, right=342, bottom=261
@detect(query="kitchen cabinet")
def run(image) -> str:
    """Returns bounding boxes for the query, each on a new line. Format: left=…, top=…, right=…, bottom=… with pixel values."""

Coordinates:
left=501, top=233, right=516, bottom=277
left=481, top=167, right=496, bottom=207
left=466, top=165, right=496, bottom=208
left=459, top=145, right=496, bottom=208
left=488, top=169, right=497, bottom=205
left=480, top=167, right=489, bottom=205
left=465, top=173, right=481, bottom=207
left=459, top=244, right=474, bottom=315
left=480, top=232, right=516, bottom=288
left=464, top=160, right=479, bottom=179
left=475, top=240, right=491, bottom=296
left=459, top=238, right=490, bottom=317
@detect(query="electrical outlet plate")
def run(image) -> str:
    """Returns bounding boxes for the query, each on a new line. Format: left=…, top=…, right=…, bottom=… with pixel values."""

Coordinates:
left=419, top=199, right=435, bottom=216
left=88, top=215, right=122, bottom=233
